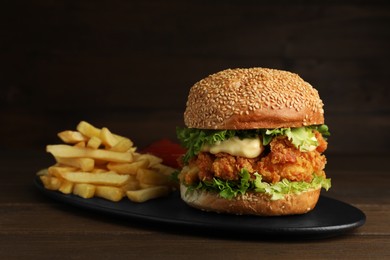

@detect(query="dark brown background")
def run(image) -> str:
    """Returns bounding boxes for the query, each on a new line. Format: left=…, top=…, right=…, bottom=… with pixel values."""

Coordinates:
left=1, top=0, right=390, bottom=156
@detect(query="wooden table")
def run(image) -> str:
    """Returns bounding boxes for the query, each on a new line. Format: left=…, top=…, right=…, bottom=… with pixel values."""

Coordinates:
left=1, top=149, right=389, bottom=259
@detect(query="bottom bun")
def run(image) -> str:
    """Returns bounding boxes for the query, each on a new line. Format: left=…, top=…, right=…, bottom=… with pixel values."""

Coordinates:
left=180, top=183, right=321, bottom=216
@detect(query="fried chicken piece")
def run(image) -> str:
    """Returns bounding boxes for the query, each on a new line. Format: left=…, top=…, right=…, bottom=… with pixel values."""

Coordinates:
left=212, top=153, right=258, bottom=181
left=256, top=136, right=327, bottom=183
left=315, top=130, right=328, bottom=153
left=212, top=154, right=237, bottom=180
left=195, top=152, right=214, bottom=181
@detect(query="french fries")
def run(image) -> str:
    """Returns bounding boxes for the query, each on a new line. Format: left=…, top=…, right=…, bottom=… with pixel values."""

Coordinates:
left=39, top=121, right=177, bottom=203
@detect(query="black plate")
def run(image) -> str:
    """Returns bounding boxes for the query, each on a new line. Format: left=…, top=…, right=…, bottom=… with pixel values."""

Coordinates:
left=34, top=177, right=365, bottom=239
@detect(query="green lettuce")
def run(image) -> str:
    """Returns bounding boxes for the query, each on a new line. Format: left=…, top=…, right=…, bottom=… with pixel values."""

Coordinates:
left=265, top=127, right=317, bottom=152
left=176, top=125, right=330, bottom=163
left=187, top=169, right=331, bottom=200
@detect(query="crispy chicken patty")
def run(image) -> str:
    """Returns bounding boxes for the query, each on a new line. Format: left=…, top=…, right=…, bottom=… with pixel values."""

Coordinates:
left=181, top=131, right=327, bottom=185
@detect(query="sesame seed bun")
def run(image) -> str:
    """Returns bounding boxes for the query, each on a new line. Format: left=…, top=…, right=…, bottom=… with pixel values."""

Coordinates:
left=184, top=68, right=324, bottom=129
left=180, top=183, right=321, bottom=216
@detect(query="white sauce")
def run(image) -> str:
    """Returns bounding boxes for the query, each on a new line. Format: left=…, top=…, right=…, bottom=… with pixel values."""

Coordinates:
left=202, top=137, right=263, bottom=158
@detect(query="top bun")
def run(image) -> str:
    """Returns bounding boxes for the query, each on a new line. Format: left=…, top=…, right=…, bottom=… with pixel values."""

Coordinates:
left=184, top=68, right=324, bottom=129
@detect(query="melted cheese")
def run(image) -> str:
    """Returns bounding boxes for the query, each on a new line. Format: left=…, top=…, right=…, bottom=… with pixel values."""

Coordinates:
left=202, top=137, right=263, bottom=158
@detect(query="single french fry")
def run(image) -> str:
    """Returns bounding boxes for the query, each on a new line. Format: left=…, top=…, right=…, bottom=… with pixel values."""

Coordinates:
left=109, top=138, right=133, bottom=152
left=95, top=186, right=124, bottom=202
left=47, top=144, right=133, bottom=163
left=126, top=186, right=170, bottom=203
left=58, top=180, right=74, bottom=194
left=55, top=157, right=95, bottom=172
left=87, top=136, right=102, bottom=149
left=76, top=121, right=101, bottom=138
left=73, top=183, right=95, bottom=199
left=107, top=160, right=148, bottom=175
left=100, top=127, right=118, bottom=148
left=136, top=168, right=171, bottom=186
left=40, top=175, right=62, bottom=190
left=59, top=171, right=130, bottom=186
left=58, top=130, right=87, bottom=144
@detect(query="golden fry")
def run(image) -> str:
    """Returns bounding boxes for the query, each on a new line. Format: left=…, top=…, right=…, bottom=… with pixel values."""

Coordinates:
left=57, top=130, right=87, bottom=144
left=76, top=121, right=101, bottom=138
left=40, top=175, right=62, bottom=190
left=46, top=144, right=132, bottom=163
left=58, top=180, right=74, bottom=194
left=59, top=171, right=130, bottom=186
left=100, top=127, right=118, bottom=148
left=126, top=186, right=170, bottom=203
left=87, top=136, right=102, bottom=149
left=73, top=183, right=95, bottom=199
left=95, top=186, right=124, bottom=202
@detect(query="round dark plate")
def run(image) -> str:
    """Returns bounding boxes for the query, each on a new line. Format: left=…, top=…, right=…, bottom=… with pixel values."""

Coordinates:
left=34, top=176, right=365, bottom=239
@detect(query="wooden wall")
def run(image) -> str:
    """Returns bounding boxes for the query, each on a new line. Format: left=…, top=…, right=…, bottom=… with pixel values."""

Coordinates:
left=1, top=0, right=390, bottom=156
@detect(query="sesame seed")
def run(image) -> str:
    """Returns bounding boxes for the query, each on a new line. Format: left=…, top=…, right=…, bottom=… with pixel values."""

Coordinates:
left=183, top=68, right=324, bottom=129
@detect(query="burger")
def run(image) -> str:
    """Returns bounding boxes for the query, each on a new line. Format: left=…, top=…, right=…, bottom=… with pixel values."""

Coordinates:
left=176, top=68, right=331, bottom=216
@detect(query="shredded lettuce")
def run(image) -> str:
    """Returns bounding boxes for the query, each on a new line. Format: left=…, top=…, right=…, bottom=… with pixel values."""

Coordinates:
left=176, top=125, right=330, bottom=163
left=186, top=169, right=331, bottom=200
left=253, top=173, right=331, bottom=200
left=265, top=127, right=318, bottom=152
